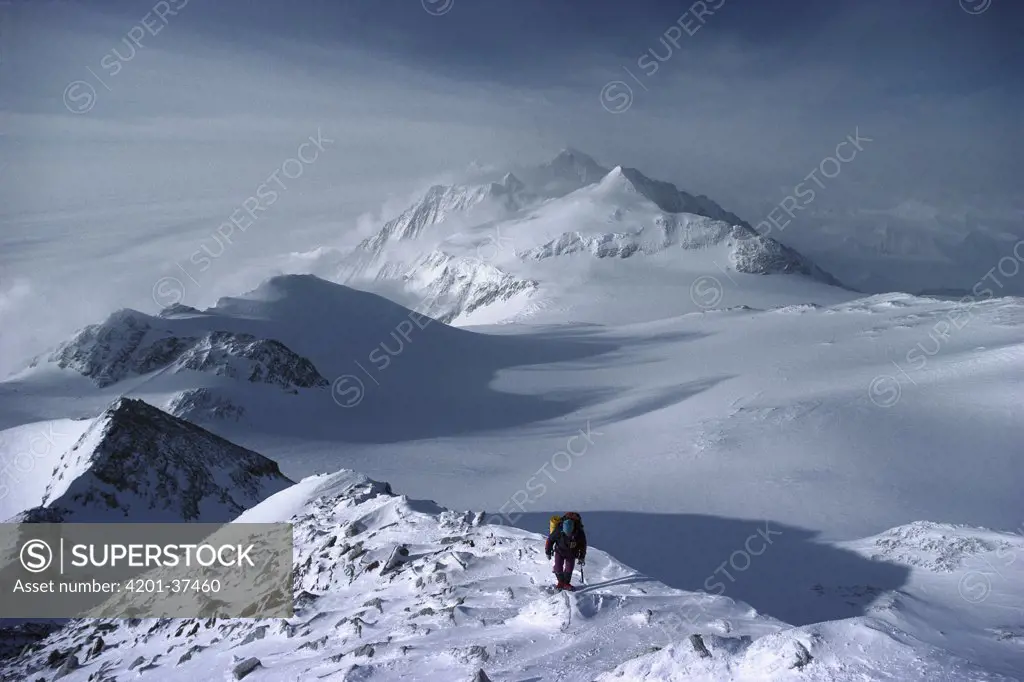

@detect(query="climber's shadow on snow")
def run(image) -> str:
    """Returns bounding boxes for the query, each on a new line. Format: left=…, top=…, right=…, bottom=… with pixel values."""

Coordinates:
left=514, top=511, right=910, bottom=626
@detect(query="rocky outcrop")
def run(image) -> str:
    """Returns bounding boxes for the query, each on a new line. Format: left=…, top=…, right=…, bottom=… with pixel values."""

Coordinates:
left=39, top=312, right=329, bottom=392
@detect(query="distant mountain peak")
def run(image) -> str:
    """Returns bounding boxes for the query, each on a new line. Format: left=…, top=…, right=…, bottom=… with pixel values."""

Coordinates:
left=552, top=147, right=599, bottom=164
left=157, top=302, right=202, bottom=318
left=598, top=164, right=753, bottom=229
left=340, top=150, right=847, bottom=322
left=227, top=272, right=344, bottom=302
left=501, top=171, right=525, bottom=193
left=542, top=148, right=609, bottom=183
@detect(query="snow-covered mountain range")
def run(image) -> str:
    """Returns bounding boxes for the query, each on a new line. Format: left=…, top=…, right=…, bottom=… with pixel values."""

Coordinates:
left=1, top=149, right=1022, bottom=679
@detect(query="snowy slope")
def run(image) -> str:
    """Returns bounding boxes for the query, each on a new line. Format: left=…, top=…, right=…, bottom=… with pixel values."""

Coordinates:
left=376, top=249, right=539, bottom=323
left=0, top=418, right=93, bottom=522
left=2, top=471, right=1021, bottom=681
left=336, top=171, right=532, bottom=285
left=349, top=292, right=1021, bottom=562
left=7, top=397, right=293, bottom=523
left=602, top=520, right=1024, bottom=680
left=358, top=172, right=530, bottom=257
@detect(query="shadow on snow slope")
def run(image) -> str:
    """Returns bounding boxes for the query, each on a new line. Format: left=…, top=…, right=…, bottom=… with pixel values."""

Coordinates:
left=513, top=511, right=910, bottom=627
left=5, top=274, right=710, bottom=443
left=219, top=324, right=708, bottom=444
left=182, top=276, right=712, bottom=443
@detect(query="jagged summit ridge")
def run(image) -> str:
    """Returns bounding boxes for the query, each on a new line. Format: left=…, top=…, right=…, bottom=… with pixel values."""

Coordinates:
left=521, top=175, right=845, bottom=285
left=349, top=149, right=608, bottom=265
left=600, top=165, right=751, bottom=228
left=536, top=147, right=610, bottom=186
left=356, top=172, right=530, bottom=260
left=501, top=171, right=525, bottom=193
left=11, top=397, right=293, bottom=523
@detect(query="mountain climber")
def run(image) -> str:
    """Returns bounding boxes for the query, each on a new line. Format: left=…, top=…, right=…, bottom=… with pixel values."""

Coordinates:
left=545, top=512, right=587, bottom=590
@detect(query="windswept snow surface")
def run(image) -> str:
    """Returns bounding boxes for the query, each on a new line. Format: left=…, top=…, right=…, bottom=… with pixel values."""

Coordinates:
left=5, top=472, right=1022, bottom=681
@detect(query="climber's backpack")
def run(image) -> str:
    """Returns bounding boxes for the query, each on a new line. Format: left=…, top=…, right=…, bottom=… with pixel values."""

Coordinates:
left=549, top=511, right=583, bottom=535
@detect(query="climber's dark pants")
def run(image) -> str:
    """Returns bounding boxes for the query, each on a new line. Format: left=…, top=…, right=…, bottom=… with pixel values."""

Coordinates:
left=552, top=551, right=575, bottom=579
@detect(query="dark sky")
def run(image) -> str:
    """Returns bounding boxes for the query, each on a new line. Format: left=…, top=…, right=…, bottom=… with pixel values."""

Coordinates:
left=2, top=0, right=1021, bottom=222
left=170, top=0, right=1021, bottom=92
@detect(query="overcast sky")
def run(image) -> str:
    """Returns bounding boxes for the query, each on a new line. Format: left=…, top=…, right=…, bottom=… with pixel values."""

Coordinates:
left=4, top=0, right=1021, bottom=212
left=0, top=0, right=1021, bottom=372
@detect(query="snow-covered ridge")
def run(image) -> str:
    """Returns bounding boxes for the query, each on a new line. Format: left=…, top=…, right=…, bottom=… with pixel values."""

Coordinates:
left=730, top=229, right=845, bottom=283
left=335, top=171, right=532, bottom=285
left=36, top=309, right=329, bottom=392
left=357, top=172, right=529, bottom=260
left=609, top=165, right=750, bottom=227
left=0, top=469, right=774, bottom=680
left=521, top=209, right=842, bottom=284
left=533, top=167, right=845, bottom=285
left=9, top=397, right=293, bottom=523
left=380, top=250, right=538, bottom=323
left=5, top=469, right=1022, bottom=680
left=522, top=229, right=646, bottom=260
left=595, top=617, right=1013, bottom=681
left=164, top=387, right=247, bottom=422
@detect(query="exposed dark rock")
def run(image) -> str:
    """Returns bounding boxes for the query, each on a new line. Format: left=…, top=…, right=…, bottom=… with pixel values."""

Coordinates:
left=43, top=310, right=329, bottom=394
left=232, top=656, right=262, bottom=679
